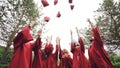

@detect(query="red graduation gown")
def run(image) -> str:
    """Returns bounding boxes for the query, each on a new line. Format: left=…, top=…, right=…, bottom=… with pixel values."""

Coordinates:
left=40, top=44, right=48, bottom=68
left=45, top=44, right=58, bottom=68
left=71, top=37, right=89, bottom=68
left=78, top=37, right=90, bottom=68
left=59, top=48, right=73, bottom=68
left=78, top=37, right=85, bottom=53
left=8, top=26, right=35, bottom=68
left=32, top=38, right=42, bottom=68
left=88, top=27, right=114, bottom=68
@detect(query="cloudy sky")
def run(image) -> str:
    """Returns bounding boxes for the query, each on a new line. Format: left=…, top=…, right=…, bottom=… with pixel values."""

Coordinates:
left=33, top=0, right=104, bottom=57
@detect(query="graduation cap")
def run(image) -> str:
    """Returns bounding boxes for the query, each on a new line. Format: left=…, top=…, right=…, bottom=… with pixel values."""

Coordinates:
left=56, top=11, right=61, bottom=18
left=54, top=0, right=58, bottom=5
left=41, top=0, right=49, bottom=7
left=69, top=0, right=72, bottom=3
left=70, top=4, right=74, bottom=10
left=44, top=16, right=50, bottom=22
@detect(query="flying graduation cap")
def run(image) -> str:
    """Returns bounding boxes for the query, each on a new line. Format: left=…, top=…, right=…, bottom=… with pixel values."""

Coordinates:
left=54, top=0, right=58, bottom=5
left=44, top=16, right=50, bottom=22
left=56, top=11, right=61, bottom=18
left=69, top=0, right=72, bottom=3
left=70, top=4, right=74, bottom=10
left=41, top=0, right=49, bottom=7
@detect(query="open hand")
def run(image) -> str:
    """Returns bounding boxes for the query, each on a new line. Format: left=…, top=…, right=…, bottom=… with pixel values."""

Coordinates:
left=30, top=21, right=36, bottom=27
left=38, top=29, right=42, bottom=37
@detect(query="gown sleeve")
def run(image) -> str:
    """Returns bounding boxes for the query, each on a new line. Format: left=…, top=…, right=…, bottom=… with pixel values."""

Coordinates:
left=32, top=38, right=43, bottom=68
left=45, top=43, right=54, bottom=55
left=67, top=55, right=73, bottom=68
left=32, top=37, right=42, bottom=50
left=13, top=26, right=33, bottom=49
left=21, top=26, right=33, bottom=42
left=53, top=45, right=58, bottom=60
left=92, top=27, right=103, bottom=47
left=59, top=48, right=64, bottom=59
left=71, top=42, right=76, bottom=53
left=78, top=37, right=85, bottom=53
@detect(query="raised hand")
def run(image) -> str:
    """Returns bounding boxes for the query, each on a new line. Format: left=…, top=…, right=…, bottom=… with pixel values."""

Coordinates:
left=46, top=36, right=49, bottom=44
left=30, top=21, right=36, bottom=27
left=87, top=18, right=94, bottom=28
left=49, top=35, right=52, bottom=44
left=38, top=29, right=42, bottom=37
left=70, top=30, right=73, bottom=42
left=75, top=27, right=80, bottom=37
left=56, top=37, right=60, bottom=46
left=70, top=30, right=73, bottom=36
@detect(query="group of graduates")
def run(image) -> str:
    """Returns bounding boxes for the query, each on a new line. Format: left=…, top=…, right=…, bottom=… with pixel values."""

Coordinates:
left=8, top=19, right=114, bottom=68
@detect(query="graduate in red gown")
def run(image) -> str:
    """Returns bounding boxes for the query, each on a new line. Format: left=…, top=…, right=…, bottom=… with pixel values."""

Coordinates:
left=32, top=29, right=43, bottom=68
left=70, top=28, right=89, bottom=68
left=87, top=19, right=114, bottom=68
left=8, top=21, right=40, bottom=68
left=40, top=38, right=49, bottom=68
left=76, top=27, right=90, bottom=68
left=59, top=44, right=73, bottom=68
left=44, top=36, right=59, bottom=68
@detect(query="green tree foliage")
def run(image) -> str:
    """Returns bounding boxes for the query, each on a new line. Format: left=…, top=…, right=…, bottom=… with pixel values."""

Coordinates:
left=85, top=0, right=120, bottom=53
left=0, top=0, right=43, bottom=66
left=95, top=0, right=120, bottom=52
left=0, top=46, right=12, bottom=68
left=111, top=55, right=120, bottom=68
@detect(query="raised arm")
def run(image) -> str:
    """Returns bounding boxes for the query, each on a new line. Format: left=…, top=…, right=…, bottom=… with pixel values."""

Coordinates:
left=87, top=18, right=94, bottom=29
left=71, top=43, right=76, bottom=53
left=78, top=37, right=85, bottom=53
left=13, top=22, right=35, bottom=49
left=87, top=18, right=103, bottom=46
left=45, top=43, right=53, bottom=55
left=75, top=27, right=85, bottom=53
left=49, top=35, right=52, bottom=44
left=70, top=30, right=76, bottom=53
left=32, top=29, right=43, bottom=49
left=70, top=30, right=73, bottom=43
left=76, top=27, right=80, bottom=37
left=59, top=47, right=63, bottom=59
left=45, top=36, right=54, bottom=54
left=55, top=37, right=63, bottom=59
left=54, top=37, right=60, bottom=59
left=21, top=20, right=36, bottom=42
left=29, top=20, right=36, bottom=28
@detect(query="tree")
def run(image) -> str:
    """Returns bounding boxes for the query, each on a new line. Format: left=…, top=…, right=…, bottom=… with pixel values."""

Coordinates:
left=110, top=54, right=120, bottom=68
left=0, top=46, right=12, bottom=68
left=0, top=0, right=43, bottom=65
left=85, top=0, right=120, bottom=54
left=95, top=0, right=120, bottom=52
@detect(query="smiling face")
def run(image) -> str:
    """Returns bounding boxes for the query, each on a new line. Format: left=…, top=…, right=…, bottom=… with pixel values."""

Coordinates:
left=63, top=49, right=68, bottom=54
left=75, top=42, right=80, bottom=46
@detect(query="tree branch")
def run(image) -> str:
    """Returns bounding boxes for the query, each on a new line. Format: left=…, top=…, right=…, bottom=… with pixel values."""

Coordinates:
left=0, top=37, right=7, bottom=42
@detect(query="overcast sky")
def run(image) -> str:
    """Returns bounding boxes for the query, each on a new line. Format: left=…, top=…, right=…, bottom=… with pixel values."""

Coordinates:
left=33, top=0, right=104, bottom=58
left=33, top=0, right=104, bottom=57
